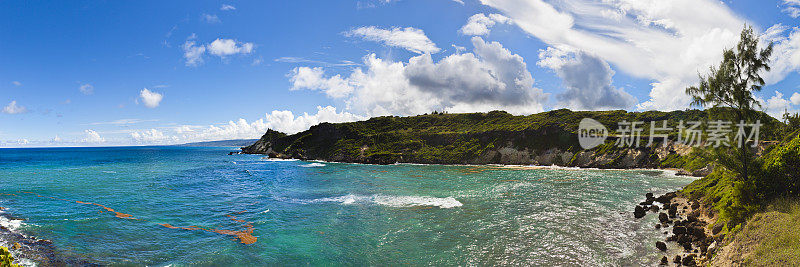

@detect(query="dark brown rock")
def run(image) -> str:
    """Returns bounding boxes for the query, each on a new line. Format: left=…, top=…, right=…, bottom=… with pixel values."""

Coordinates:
left=673, top=255, right=682, bottom=264
left=673, top=226, right=687, bottom=235
left=650, top=205, right=660, bottom=212
left=682, top=254, right=696, bottom=266
left=655, top=241, right=667, bottom=251
left=658, top=212, right=669, bottom=223
left=655, top=192, right=676, bottom=203
left=634, top=205, right=646, bottom=218
left=712, top=223, right=724, bottom=235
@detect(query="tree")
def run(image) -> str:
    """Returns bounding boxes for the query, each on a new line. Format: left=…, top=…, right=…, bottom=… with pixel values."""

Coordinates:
left=686, top=25, right=774, bottom=183
left=784, top=110, right=800, bottom=131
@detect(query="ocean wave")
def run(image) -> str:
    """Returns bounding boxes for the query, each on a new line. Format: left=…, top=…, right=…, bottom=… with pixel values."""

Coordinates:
left=0, top=214, right=23, bottom=232
left=300, top=163, right=326, bottom=168
left=293, top=194, right=463, bottom=209
left=260, top=158, right=299, bottom=162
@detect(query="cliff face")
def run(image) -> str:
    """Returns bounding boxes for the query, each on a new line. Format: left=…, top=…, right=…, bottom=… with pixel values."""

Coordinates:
left=241, top=109, right=782, bottom=172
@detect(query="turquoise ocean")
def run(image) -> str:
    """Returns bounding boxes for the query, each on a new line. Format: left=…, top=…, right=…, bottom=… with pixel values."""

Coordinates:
left=0, top=146, right=695, bottom=266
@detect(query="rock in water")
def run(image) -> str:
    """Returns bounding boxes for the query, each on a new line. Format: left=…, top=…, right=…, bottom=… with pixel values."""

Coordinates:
left=682, top=254, right=696, bottom=266
left=649, top=205, right=660, bottom=212
left=634, top=205, right=647, bottom=218
left=658, top=212, right=669, bottom=223
left=660, top=256, right=668, bottom=265
left=655, top=241, right=667, bottom=251
left=673, top=255, right=682, bottom=264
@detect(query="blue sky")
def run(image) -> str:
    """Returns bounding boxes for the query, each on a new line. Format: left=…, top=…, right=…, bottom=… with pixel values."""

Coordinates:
left=2, top=0, right=800, bottom=147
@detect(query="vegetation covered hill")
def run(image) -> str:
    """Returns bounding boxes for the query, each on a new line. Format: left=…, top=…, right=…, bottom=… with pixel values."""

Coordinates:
left=242, top=108, right=784, bottom=168
left=680, top=129, right=800, bottom=264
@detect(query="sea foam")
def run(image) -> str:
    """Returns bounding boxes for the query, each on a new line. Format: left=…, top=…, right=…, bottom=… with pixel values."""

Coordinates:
left=0, top=217, right=23, bottom=231
left=298, top=194, right=463, bottom=208
left=300, top=163, right=326, bottom=168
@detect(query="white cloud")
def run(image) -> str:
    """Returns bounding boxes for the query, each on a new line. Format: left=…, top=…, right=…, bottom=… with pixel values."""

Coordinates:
left=452, top=0, right=465, bottom=4
left=479, top=0, right=747, bottom=111
left=762, top=25, right=800, bottom=85
left=182, top=35, right=254, bottom=66
left=131, top=129, right=175, bottom=144
left=139, top=88, right=163, bottom=108
left=202, top=13, right=221, bottom=23
left=459, top=13, right=511, bottom=36
left=784, top=0, right=800, bottom=18
left=128, top=106, right=364, bottom=145
left=79, top=83, right=94, bottom=95
left=290, top=67, right=354, bottom=98
left=183, top=34, right=206, bottom=66
left=207, top=38, right=254, bottom=57
left=11, top=81, right=21, bottom=86
left=538, top=46, right=636, bottom=110
left=88, top=118, right=158, bottom=126
left=275, top=57, right=360, bottom=67
left=221, top=4, right=236, bottom=11
left=345, top=26, right=441, bottom=54
left=81, top=130, right=106, bottom=143
left=763, top=91, right=799, bottom=119
left=262, top=106, right=366, bottom=134
left=2, top=100, right=28, bottom=114
left=291, top=37, right=548, bottom=116
left=792, top=92, right=800, bottom=105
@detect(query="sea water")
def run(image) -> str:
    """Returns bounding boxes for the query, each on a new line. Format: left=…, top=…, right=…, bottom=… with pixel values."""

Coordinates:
left=0, top=147, right=694, bottom=266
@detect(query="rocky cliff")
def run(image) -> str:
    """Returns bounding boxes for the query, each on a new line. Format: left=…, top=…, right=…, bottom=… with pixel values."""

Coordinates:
left=241, top=109, right=782, bottom=173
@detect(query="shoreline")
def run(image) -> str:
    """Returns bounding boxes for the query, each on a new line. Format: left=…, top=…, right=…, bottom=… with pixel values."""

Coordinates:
left=0, top=207, right=99, bottom=266
left=244, top=153, right=705, bottom=177
left=632, top=191, right=718, bottom=266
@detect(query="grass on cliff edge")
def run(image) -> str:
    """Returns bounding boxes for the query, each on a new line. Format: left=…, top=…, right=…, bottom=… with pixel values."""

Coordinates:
left=1, top=246, right=20, bottom=267
left=717, top=199, right=800, bottom=265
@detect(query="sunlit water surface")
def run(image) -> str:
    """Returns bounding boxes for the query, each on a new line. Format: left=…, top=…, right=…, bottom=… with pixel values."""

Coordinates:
left=0, top=147, right=694, bottom=266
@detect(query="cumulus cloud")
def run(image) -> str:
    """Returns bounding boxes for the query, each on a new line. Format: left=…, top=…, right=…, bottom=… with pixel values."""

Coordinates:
left=183, top=34, right=206, bottom=66
left=182, top=34, right=255, bottom=66
left=207, top=38, right=254, bottom=57
left=345, top=26, right=441, bottom=54
left=128, top=106, right=364, bottom=145
left=479, top=0, right=747, bottom=111
left=81, top=130, right=106, bottom=143
left=792, top=92, right=800, bottom=105
left=202, top=13, right=221, bottom=23
left=2, top=100, right=28, bottom=114
left=290, top=36, right=548, bottom=116
left=79, top=83, right=94, bottom=95
left=220, top=4, right=236, bottom=11
left=290, top=67, right=354, bottom=98
left=459, top=13, right=511, bottom=36
left=538, top=46, right=636, bottom=110
left=762, top=91, right=799, bottom=119
left=139, top=88, right=163, bottom=108
left=131, top=129, right=175, bottom=144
